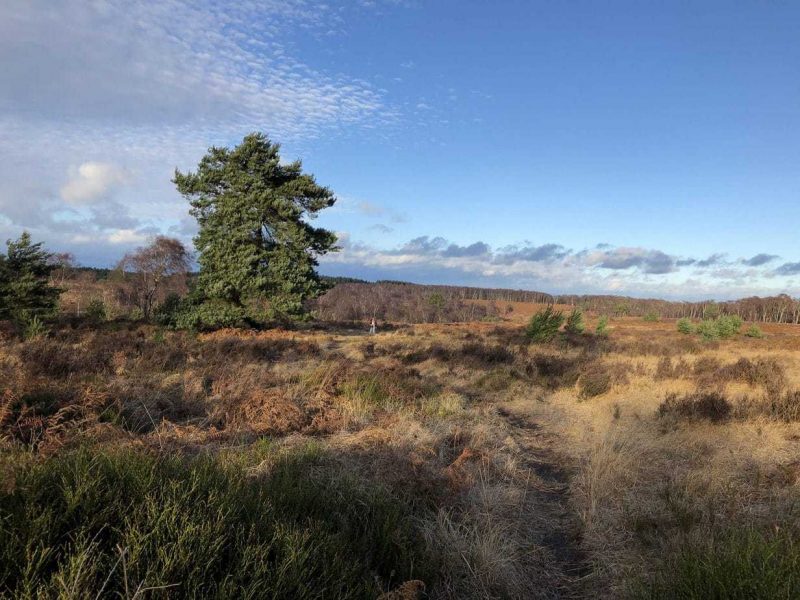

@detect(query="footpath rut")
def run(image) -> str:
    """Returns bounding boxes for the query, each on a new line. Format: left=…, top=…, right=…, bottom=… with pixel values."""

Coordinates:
left=497, top=405, right=593, bottom=598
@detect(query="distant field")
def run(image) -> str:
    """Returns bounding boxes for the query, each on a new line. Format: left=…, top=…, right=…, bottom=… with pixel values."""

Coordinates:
left=2, top=311, right=800, bottom=598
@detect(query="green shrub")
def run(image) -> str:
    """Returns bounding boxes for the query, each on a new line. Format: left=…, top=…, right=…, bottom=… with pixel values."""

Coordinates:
left=564, top=308, right=585, bottom=334
left=84, top=299, right=107, bottom=322
left=643, top=312, right=660, bottom=322
left=525, top=306, right=564, bottom=343
left=153, top=293, right=183, bottom=327
left=745, top=324, right=765, bottom=339
left=693, top=315, right=743, bottom=340
left=22, top=314, right=49, bottom=340
left=696, top=319, right=719, bottom=340
left=595, top=315, right=609, bottom=337
left=715, top=314, right=743, bottom=338
left=0, top=445, right=431, bottom=598
left=0, top=233, right=60, bottom=324
left=639, top=528, right=800, bottom=599
left=676, top=318, right=694, bottom=334
left=428, top=292, right=445, bottom=310
left=174, top=299, right=247, bottom=331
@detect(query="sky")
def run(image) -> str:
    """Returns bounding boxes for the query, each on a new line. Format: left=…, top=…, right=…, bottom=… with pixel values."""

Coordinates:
left=1, top=0, right=799, bottom=300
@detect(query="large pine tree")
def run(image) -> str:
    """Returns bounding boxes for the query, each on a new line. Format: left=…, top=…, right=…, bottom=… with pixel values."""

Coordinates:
left=173, top=133, right=338, bottom=318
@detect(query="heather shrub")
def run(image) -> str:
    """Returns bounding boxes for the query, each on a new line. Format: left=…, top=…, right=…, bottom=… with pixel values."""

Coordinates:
left=525, top=306, right=564, bottom=343
left=767, top=390, right=800, bottom=422
left=692, top=356, right=723, bottom=377
left=578, top=364, right=612, bottom=398
left=739, top=390, right=800, bottom=422
left=718, top=357, right=786, bottom=396
left=459, top=342, right=514, bottom=365
left=402, top=343, right=452, bottom=364
left=475, top=366, right=521, bottom=392
left=658, top=391, right=732, bottom=422
left=529, top=353, right=584, bottom=389
left=654, top=356, right=675, bottom=380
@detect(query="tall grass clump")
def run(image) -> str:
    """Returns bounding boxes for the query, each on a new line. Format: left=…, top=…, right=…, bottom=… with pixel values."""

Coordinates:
left=340, top=374, right=398, bottom=423
left=643, top=312, right=660, bottom=322
left=564, top=308, right=585, bottom=334
left=639, top=528, right=800, bottom=599
left=676, top=318, right=694, bottom=335
left=525, top=306, right=564, bottom=343
left=0, top=445, right=431, bottom=598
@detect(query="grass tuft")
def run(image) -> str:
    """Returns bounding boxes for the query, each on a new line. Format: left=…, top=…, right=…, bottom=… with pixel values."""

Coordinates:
left=0, top=444, right=432, bottom=598
left=638, top=528, right=800, bottom=599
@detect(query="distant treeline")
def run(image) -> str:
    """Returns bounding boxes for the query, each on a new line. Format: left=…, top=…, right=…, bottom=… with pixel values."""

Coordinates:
left=555, top=294, right=800, bottom=324
left=61, top=270, right=800, bottom=325
left=314, top=282, right=502, bottom=323
left=315, top=281, right=800, bottom=324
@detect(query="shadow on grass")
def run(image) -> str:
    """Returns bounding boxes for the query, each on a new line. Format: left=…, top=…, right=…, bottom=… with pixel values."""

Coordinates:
left=0, top=443, right=434, bottom=598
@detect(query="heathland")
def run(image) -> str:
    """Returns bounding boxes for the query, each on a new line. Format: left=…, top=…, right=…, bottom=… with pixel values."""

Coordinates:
left=2, top=286, right=800, bottom=598
left=2, top=134, right=799, bottom=598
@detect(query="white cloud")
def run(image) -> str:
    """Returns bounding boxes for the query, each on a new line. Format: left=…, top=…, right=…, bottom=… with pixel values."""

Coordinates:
left=332, top=197, right=407, bottom=223
left=107, top=229, right=149, bottom=245
left=0, top=0, right=405, bottom=265
left=60, top=162, right=131, bottom=204
left=0, top=1, right=393, bottom=140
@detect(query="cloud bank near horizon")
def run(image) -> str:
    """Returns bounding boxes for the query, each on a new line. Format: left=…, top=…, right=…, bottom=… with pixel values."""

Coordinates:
left=319, top=234, right=800, bottom=301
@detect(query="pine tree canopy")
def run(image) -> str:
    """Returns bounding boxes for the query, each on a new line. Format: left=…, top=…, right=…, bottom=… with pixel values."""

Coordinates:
left=0, top=232, right=59, bottom=321
left=173, top=133, right=338, bottom=318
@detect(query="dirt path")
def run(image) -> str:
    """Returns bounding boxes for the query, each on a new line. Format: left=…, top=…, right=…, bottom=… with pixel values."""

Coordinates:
left=498, top=405, right=593, bottom=598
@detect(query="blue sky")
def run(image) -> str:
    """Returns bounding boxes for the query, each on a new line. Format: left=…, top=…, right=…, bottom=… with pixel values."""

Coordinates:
left=1, top=1, right=798, bottom=299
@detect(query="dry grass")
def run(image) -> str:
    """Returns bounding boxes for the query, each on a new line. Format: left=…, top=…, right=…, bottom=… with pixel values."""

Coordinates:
left=3, top=315, right=800, bottom=597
